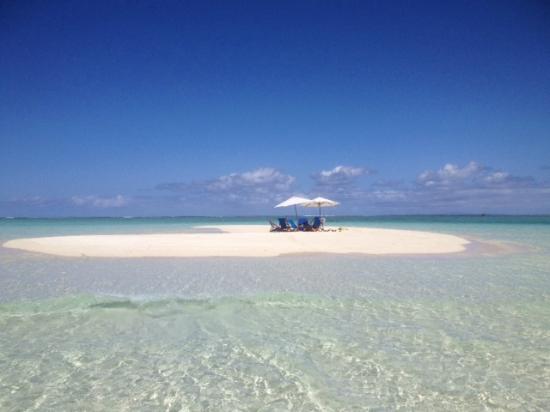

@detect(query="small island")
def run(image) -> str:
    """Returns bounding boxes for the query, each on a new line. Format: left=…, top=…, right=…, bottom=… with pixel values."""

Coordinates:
left=3, top=225, right=470, bottom=258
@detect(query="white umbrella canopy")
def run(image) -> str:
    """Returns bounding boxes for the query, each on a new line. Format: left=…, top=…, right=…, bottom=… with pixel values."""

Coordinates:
left=274, top=196, right=312, bottom=208
left=302, top=197, right=339, bottom=216
left=274, top=196, right=312, bottom=220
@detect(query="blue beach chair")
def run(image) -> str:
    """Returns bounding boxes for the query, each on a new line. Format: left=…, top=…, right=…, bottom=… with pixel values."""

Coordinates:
left=269, top=220, right=281, bottom=231
left=312, top=216, right=322, bottom=231
left=288, top=219, right=298, bottom=231
left=298, top=217, right=312, bottom=231
left=278, top=217, right=290, bottom=231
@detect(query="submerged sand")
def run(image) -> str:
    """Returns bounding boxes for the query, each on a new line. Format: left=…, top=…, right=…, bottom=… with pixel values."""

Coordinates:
left=2, top=225, right=470, bottom=257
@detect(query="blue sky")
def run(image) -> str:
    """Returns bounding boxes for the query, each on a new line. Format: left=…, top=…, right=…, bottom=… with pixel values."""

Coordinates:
left=1, top=0, right=549, bottom=216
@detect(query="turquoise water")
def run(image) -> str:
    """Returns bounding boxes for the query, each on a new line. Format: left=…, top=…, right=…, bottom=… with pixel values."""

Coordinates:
left=1, top=217, right=549, bottom=410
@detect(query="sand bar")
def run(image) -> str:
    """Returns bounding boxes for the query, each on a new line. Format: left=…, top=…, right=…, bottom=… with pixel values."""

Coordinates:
left=2, top=225, right=470, bottom=257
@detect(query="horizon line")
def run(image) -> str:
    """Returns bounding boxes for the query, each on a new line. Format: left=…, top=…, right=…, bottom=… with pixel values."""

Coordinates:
left=2, top=213, right=550, bottom=220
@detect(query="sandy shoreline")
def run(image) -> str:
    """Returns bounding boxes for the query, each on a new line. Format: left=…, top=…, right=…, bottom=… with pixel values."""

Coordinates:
left=2, top=225, right=470, bottom=258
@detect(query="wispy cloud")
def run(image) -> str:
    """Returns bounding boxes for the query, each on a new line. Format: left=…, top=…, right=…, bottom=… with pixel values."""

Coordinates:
left=312, top=165, right=369, bottom=187
left=416, top=161, right=535, bottom=189
left=309, top=165, right=373, bottom=202
left=0, top=194, right=131, bottom=216
left=2, top=162, right=549, bottom=216
left=417, top=161, right=483, bottom=187
left=156, top=167, right=296, bottom=205
left=4, top=196, right=55, bottom=207
left=71, top=194, right=129, bottom=208
left=366, top=161, right=550, bottom=213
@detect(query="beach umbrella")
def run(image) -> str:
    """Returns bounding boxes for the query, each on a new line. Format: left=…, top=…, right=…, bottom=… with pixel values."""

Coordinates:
left=302, top=196, right=339, bottom=217
left=274, top=196, right=312, bottom=220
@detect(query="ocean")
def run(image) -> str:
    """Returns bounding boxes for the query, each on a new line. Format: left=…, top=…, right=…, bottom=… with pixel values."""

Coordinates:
left=1, top=216, right=549, bottom=410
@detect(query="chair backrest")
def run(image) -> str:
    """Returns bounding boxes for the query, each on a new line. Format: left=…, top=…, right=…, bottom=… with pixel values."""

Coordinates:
left=278, top=217, right=288, bottom=228
left=298, top=217, right=309, bottom=226
left=288, top=219, right=298, bottom=229
left=312, top=216, right=322, bottom=228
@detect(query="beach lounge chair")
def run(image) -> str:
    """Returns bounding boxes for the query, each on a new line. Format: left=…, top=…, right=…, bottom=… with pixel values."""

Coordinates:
left=288, top=219, right=298, bottom=231
left=278, top=217, right=291, bottom=231
left=312, top=216, right=322, bottom=231
left=298, top=217, right=312, bottom=231
left=269, top=220, right=282, bottom=232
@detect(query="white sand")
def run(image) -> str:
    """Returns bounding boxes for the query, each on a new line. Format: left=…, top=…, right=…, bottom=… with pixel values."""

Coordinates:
left=2, top=225, right=470, bottom=257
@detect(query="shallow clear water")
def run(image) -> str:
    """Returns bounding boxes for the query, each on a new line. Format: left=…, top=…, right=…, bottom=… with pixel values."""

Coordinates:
left=1, top=217, right=549, bottom=410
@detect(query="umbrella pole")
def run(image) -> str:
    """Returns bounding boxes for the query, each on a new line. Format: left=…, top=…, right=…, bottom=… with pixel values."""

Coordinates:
left=318, top=204, right=321, bottom=217
left=294, top=205, right=298, bottom=221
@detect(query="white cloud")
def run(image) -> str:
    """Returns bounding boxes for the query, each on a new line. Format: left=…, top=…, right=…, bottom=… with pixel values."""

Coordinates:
left=156, top=167, right=296, bottom=205
left=71, top=195, right=129, bottom=208
left=319, top=165, right=364, bottom=179
left=6, top=196, right=51, bottom=206
left=417, top=161, right=482, bottom=187
left=312, top=165, right=368, bottom=186
left=416, top=161, right=536, bottom=190
left=484, top=171, right=509, bottom=184
left=4, top=162, right=549, bottom=216
left=208, top=168, right=295, bottom=192
left=370, top=189, right=407, bottom=201
left=363, top=161, right=550, bottom=213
